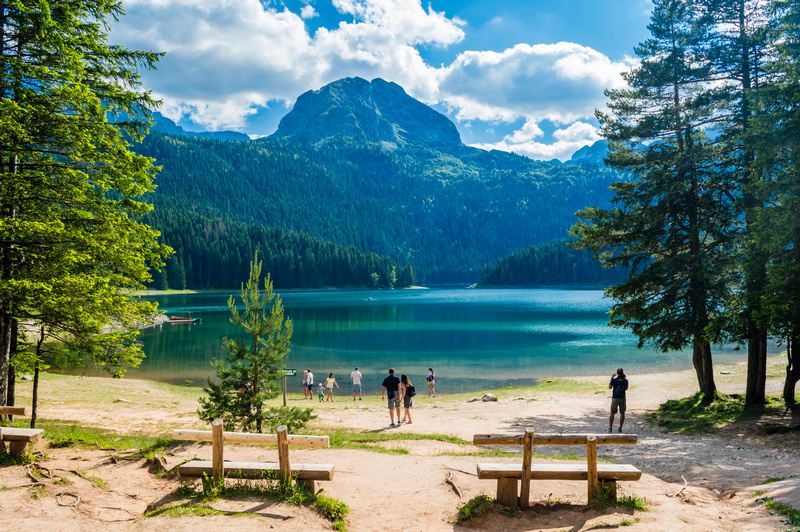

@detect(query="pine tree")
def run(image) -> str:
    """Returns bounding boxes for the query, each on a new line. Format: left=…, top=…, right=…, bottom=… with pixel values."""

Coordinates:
left=199, top=253, right=309, bottom=433
left=571, top=0, right=735, bottom=395
left=0, top=0, right=169, bottom=405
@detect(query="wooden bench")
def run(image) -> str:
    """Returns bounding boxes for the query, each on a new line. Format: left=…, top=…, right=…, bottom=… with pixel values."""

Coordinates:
left=474, top=428, right=642, bottom=507
left=0, top=407, right=44, bottom=455
left=173, top=419, right=334, bottom=492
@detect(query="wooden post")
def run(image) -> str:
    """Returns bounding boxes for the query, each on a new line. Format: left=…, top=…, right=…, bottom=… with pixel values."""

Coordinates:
left=277, top=425, right=290, bottom=485
left=496, top=478, right=519, bottom=507
left=587, top=435, right=598, bottom=500
left=212, top=418, right=224, bottom=485
left=283, top=375, right=287, bottom=406
left=519, top=427, right=533, bottom=508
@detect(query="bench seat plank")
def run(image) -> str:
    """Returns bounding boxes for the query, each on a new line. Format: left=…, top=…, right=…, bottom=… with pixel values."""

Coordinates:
left=179, top=460, right=334, bottom=481
left=0, top=428, right=44, bottom=443
left=477, top=463, right=642, bottom=481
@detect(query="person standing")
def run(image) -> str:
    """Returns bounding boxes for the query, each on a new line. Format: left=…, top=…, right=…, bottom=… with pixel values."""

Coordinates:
left=426, top=367, right=436, bottom=397
left=325, top=373, right=339, bottom=401
left=302, top=370, right=310, bottom=399
left=400, top=374, right=415, bottom=424
left=608, top=368, right=629, bottom=433
left=306, top=369, right=314, bottom=400
left=350, top=366, right=363, bottom=401
left=381, top=368, right=402, bottom=427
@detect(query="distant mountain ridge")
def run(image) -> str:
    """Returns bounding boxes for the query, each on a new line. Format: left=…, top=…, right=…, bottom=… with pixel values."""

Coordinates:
left=135, top=77, right=626, bottom=285
left=272, top=77, right=462, bottom=148
left=149, top=113, right=251, bottom=141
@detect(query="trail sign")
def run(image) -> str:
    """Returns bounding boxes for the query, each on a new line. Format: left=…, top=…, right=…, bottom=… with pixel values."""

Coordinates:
left=283, top=368, right=297, bottom=376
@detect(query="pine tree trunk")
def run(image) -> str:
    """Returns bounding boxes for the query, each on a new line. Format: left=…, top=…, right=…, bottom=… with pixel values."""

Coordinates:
left=31, top=361, right=39, bottom=428
left=784, top=335, right=799, bottom=406
left=693, top=342, right=716, bottom=397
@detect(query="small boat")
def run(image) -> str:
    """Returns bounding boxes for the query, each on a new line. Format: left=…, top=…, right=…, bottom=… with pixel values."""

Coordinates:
left=169, top=316, right=201, bottom=323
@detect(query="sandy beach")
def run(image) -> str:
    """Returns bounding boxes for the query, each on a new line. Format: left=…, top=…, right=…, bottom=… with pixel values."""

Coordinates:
left=1, top=357, right=798, bottom=531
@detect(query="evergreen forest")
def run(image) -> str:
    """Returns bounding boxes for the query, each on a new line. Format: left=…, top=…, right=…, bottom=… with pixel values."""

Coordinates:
left=478, top=240, right=627, bottom=287
left=134, top=131, right=626, bottom=286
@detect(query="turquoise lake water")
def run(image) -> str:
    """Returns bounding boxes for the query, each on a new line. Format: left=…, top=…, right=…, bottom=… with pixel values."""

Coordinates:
left=71, top=288, right=757, bottom=393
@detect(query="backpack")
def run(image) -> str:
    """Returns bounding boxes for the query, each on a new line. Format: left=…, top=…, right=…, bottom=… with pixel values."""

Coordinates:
left=406, top=384, right=416, bottom=397
left=613, top=377, right=627, bottom=397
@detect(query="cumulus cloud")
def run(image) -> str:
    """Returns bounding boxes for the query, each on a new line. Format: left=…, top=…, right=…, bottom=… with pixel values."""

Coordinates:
left=113, top=0, right=631, bottom=158
left=300, top=5, right=318, bottom=19
left=471, top=121, right=601, bottom=162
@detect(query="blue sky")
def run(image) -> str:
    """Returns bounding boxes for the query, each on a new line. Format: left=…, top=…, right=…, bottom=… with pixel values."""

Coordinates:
left=112, top=0, right=652, bottom=160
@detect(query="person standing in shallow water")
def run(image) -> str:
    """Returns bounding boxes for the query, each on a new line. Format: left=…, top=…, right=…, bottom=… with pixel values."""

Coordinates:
left=608, top=368, right=628, bottom=433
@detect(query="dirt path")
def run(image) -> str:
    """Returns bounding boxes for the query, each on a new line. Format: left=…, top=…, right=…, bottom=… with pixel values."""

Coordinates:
left=1, top=361, right=798, bottom=531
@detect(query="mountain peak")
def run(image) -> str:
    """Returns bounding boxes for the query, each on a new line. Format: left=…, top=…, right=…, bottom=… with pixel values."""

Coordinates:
left=272, top=77, right=462, bottom=147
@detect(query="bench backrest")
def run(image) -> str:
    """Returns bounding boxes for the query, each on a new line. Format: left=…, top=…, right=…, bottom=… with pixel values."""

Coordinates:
left=173, top=429, right=329, bottom=448
left=0, top=406, right=27, bottom=416
left=172, top=419, right=327, bottom=484
left=473, top=432, right=637, bottom=446
left=473, top=427, right=638, bottom=506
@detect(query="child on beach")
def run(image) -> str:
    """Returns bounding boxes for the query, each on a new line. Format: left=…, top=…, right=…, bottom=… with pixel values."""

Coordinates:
left=317, top=382, right=325, bottom=402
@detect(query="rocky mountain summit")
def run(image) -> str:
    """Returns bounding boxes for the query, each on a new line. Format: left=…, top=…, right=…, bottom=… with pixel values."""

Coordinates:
left=272, top=77, right=462, bottom=148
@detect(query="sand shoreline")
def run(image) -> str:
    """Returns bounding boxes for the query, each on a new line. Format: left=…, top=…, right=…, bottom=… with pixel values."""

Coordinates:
left=3, top=356, right=798, bottom=531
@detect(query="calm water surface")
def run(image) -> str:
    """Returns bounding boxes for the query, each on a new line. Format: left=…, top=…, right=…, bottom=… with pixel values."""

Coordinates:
left=68, top=289, right=755, bottom=393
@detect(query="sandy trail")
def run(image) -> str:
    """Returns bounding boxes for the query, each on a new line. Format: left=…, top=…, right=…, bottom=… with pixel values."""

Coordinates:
left=1, top=361, right=798, bottom=531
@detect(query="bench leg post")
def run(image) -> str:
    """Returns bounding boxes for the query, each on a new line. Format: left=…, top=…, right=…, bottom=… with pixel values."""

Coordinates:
left=586, top=435, right=599, bottom=501
left=212, top=418, right=224, bottom=485
left=277, top=425, right=291, bottom=485
left=519, top=428, right=533, bottom=508
left=8, top=441, right=28, bottom=455
left=496, top=478, right=519, bottom=507
left=298, top=479, right=316, bottom=493
left=600, top=480, right=617, bottom=501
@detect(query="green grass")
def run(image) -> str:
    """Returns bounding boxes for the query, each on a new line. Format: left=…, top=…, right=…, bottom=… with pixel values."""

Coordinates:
left=590, top=517, right=641, bottom=528
left=150, top=477, right=350, bottom=530
left=646, top=392, right=788, bottom=433
left=37, top=419, right=173, bottom=451
left=457, top=494, right=493, bottom=521
left=756, top=497, right=800, bottom=531
left=324, top=429, right=468, bottom=455
left=766, top=476, right=798, bottom=484
left=589, top=488, right=649, bottom=512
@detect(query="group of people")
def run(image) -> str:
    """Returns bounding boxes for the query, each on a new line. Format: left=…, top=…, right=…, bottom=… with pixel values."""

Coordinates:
left=300, top=366, right=368, bottom=402
left=299, top=366, right=437, bottom=427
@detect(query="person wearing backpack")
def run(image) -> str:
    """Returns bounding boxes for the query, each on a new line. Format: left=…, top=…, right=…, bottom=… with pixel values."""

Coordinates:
left=608, top=368, right=629, bottom=433
left=400, top=374, right=415, bottom=424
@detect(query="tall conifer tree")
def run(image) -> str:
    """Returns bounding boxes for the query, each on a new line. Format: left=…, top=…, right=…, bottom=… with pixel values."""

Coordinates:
left=571, top=0, right=735, bottom=395
left=0, top=0, right=168, bottom=404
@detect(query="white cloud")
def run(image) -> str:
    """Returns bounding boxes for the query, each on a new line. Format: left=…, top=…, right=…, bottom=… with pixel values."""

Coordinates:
left=300, top=5, right=318, bottom=19
left=471, top=121, right=601, bottom=162
left=437, top=43, right=632, bottom=125
left=113, top=0, right=631, bottom=159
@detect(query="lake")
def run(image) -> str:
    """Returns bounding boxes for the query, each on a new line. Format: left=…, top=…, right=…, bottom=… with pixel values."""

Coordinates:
left=66, top=288, right=756, bottom=393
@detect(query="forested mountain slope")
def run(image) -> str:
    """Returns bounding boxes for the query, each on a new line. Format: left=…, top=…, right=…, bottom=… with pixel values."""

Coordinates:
left=136, top=77, right=626, bottom=284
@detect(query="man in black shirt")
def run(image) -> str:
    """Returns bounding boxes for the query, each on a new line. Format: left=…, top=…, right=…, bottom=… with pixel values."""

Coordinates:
left=608, top=368, right=629, bottom=433
left=381, top=368, right=402, bottom=427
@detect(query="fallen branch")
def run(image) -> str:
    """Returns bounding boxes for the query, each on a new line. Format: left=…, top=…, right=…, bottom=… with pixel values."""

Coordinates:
left=443, top=466, right=476, bottom=477
left=676, top=475, right=688, bottom=497
left=445, top=471, right=463, bottom=501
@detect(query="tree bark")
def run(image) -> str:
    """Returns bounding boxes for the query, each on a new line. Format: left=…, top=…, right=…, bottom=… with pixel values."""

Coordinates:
left=693, top=342, right=716, bottom=396
left=784, top=335, right=799, bottom=406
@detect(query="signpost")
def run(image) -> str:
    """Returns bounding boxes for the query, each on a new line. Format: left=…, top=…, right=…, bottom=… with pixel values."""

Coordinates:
left=282, top=368, right=297, bottom=406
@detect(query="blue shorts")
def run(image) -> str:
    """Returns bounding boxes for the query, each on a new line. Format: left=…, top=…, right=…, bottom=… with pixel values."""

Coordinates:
left=353, top=384, right=361, bottom=393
